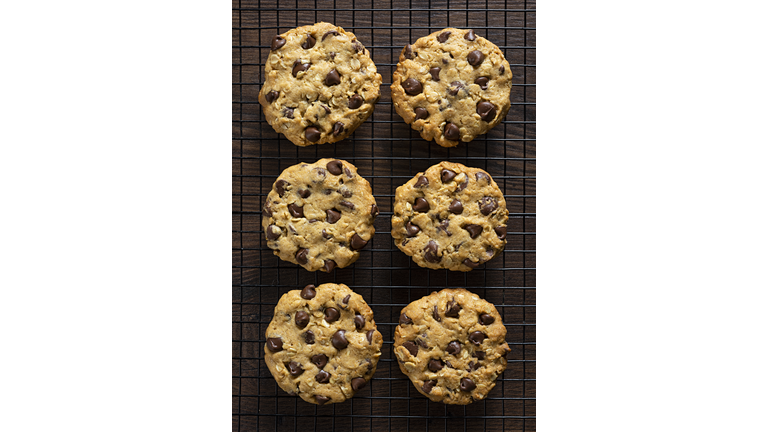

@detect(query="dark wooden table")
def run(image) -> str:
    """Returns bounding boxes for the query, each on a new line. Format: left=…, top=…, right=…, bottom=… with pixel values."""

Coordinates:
left=233, top=1, right=535, bottom=430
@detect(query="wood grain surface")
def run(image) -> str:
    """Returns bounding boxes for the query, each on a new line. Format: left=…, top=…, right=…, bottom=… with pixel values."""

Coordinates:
left=233, top=1, right=535, bottom=430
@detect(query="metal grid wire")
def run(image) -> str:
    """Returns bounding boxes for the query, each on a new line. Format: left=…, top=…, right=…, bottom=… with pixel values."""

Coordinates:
left=233, top=1, right=535, bottom=430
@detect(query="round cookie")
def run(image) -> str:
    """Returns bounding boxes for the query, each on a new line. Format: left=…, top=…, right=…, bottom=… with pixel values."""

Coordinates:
left=265, top=283, right=383, bottom=405
left=391, top=162, right=508, bottom=271
left=394, top=288, right=510, bottom=404
left=263, top=158, right=378, bottom=272
left=391, top=28, right=512, bottom=147
left=259, top=22, right=382, bottom=147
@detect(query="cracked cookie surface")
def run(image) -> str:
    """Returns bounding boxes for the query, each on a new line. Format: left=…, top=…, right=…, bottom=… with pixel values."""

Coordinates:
left=263, top=158, right=378, bottom=272
left=259, top=22, right=382, bottom=147
left=391, top=28, right=512, bottom=147
left=391, top=162, right=508, bottom=271
left=265, top=283, right=383, bottom=405
left=394, top=288, right=510, bottom=404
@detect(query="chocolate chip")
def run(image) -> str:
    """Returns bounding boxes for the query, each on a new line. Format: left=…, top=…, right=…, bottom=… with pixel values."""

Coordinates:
left=413, top=197, right=429, bottom=212
left=265, top=90, right=279, bottom=103
left=370, top=204, right=379, bottom=218
left=464, top=30, right=477, bottom=41
left=311, top=354, right=328, bottom=368
left=447, top=341, right=461, bottom=355
left=442, top=58, right=448, bottom=64
left=494, top=226, right=507, bottom=240
left=477, top=101, right=497, bottom=122
left=429, top=67, right=441, bottom=81
left=295, top=310, right=309, bottom=329
left=428, top=359, right=444, bottom=372
left=500, top=65, right=505, bottom=74
left=288, top=225, right=298, bottom=235
left=321, top=104, right=331, bottom=114
left=476, top=172, right=491, bottom=183
left=343, top=95, right=362, bottom=111
left=461, top=224, right=481, bottom=239
left=271, top=35, right=286, bottom=50
left=342, top=294, right=350, bottom=305
left=424, top=240, right=440, bottom=263
left=351, top=377, right=366, bottom=391
left=315, top=370, right=330, bottom=383
left=469, top=331, right=487, bottom=345
left=474, top=351, right=486, bottom=360
left=402, top=78, right=423, bottom=96
left=263, top=204, right=273, bottom=217
left=445, top=300, right=461, bottom=318
left=301, top=34, right=316, bottom=49
left=275, top=179, right=289, bottom=196
left=288, top=203, right=304, bottom=218
left=350, top=234, right=368, bottom=250
left=444, top=123, right=460, bottom=141
left=324, top=69, right=341, bottom=86
left=324, top=259, right=336, bottom=272
left=324, top=307, right=340, bottom=323
left=295, top=248, right=308, bottom=264
left=283, top=107, right=294, bottom=119
left=467, top=50, right=485, bottom=66
left=402, top=341, right=418, bottom=357
left=313, top=167, right=326, bottom=181
left=305, top=126, right=321, bottom=142
left=449, top=199, right=463, bottom=214
left=325, top=209, right=341, bottom=224
left=332, top=330, right=348, bottom=350
left=304, top=330, right=315, bottom=344
left=460, top=378, right=476, bottom=392
left=415, top=175, right=429, bottom=187
left=326, top=160, right=343, bottom=175
left=416, top=338, right=428, bottom=348
left=308, top=219, right=318, bottom=223
left=479, top=313, right=495, bottom=325
left=479, top=197, right=498, bottom=215
left=298, top=189, right=311, bottom=198
left=422, top=380, right=437, bottom=394
left=344, top=167, right=353, bottom=178
left=366, top=329, right=374, bottom=343
left=354, top=314, right=365, bottom=330
left=292, top=60, right=310, bottom=77
left=457, top=178, right=469, bottom=192
left=287, top=361, right=304, bottom=376
left=265, top=224, right=281, bottom=241
left=266, top=337, right=283, bottom=352
left=463, top=258, right=480, bottom=269
left=475, top=76, right=490, bottom=90
left=339, top=200, right=355, bottom=210
left=414, top=107, right=429, bottom=120
left=405, top=222, right=420, bottom=237
left=301, top=284, right=316, bottom=299
left=352, top=40, right=364, bottom=52
left=437, top=219, right=451, bottom=236
left=399, top=313, right=412, bottom=325
left=321, top=229, right=331, bottom=240
left=403, top=44, right=414, bottom=59
left=322, top=30, right=340, bottom=41
left=315, top=395, right=330, bottom=405
left=433, top=305, right=441, bottom=321
left=441, top=169, right=457, bottom=183
left=332, top=122, right=344, bottom=137
left=437, top=31, right=451, bottom=43
left=448, top=81, right=464, bottom=96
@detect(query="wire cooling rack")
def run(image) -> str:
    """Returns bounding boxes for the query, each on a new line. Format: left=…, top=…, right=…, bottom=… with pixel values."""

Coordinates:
left=233, top=1, right=535, bottom=430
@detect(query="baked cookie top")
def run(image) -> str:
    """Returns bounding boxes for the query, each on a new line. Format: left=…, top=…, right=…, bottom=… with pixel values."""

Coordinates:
left=259, top=22, right=382, bottom=147
left=394, top=288, right=510, bottom=404
left=391, top=162, right=508, bottom=271
left=265, top=283, right=383, bottom=405
left=263, top=158, right=378, bottom=272
left=391, top=28, right=512, bottom=147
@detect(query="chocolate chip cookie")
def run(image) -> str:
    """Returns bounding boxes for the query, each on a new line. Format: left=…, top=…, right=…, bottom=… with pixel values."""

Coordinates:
left=265, top=283, right=383, bottom=405
left=394, top=288, right=510, bottom=404
left=391, top=162, right=508, bottom=271
left=259, top=22, right=382, bottom=147
left=391, top=28, right=512, bottom=147
left=263, top=158, right=378, bottom=272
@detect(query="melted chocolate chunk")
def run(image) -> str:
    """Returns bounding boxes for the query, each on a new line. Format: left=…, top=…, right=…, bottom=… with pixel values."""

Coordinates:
left=287, top=361, right=304, bottom=376
left=288, top=203, right=304, bottom=218
left=332, top=330, right=348, bottom=350
left=324, top=307, right=340, bottom=323
left=283, top=107, right=294, bottom=118
left=447, top=341, right=461, bottom=355
left=349, top=94, right=363, bottom=109
left=322, top=30, right=340, bottom=41
left=263, top=204, right=273, bottom=217
left=403, top=44, right=414, bottom=59
left=469, top=331, right=487, bottom=345
left=433, top=305, right=441, bottom=321
left=344, top=166, right=353, bottom=178
left=449, top=199, right=463, bottom=214
left=463, top=224, right=482, bottom=239
left=437, top=219, right=451, bottom=236
left=399, top=313, right=413, bottom=325
left=494, top=226, right=507, bottom=240
left=298, top=189, right=311, bottom=198
left=428, top=359, right=444, bottom=372
left=351, top=377, right=366, bottom=391
left=352, top=40, right=364, bottom=52
left=321, top=229, right=331, bottom=240
left=444, top=123, right=460, bottom=141
left=332, top=122, right=344, bottom=137
left=479, top=197, right=498, bottom=215
left=457, top=177, right=469, bottom=192
left=477, top=101, right=497, bottom=122
left=265, top=90, right=278, bottom=103
left=304, top=330, right=315, bottom=344
left=315, top=395, right=330, bottom=405
left=305, top=126, right=321, bottom=142
left=266, top=337, right=283, bottom=352
left=437, top=31, right=451, bottom=43
left=402, top=78, right=423, bottom=96
left=500, top=65, right=505, bottom=74
left=414, top=107, right=429, bottom=120
left=301, top=34, right=316, bottom=49
left=422, top=380, right=437, bottom=393
left=445, top=300, right=461, bottom=318
left=424, top=240, right=440, bottom=263
left=429, top=67, right=441, bottom=81
left=354, top=314, right=365, bottom=330
left=415, top=175, right=429, bottom=187
left=326, top=160, right=343, bottom=175
left=295, top=310, right=309, bottom=328
left=323, top=259, right=336, bottom=272
left=271, top=35, right=286, bottom=50
left=292, top=60, right=310, bottom=77
left=405, top=222, right=421, bottom=237
left=441, top=169, right=457, bottom=183
left=311, top=354, right=328, bottom=369
left=313, top=167, right=326, bottom=181
left=474, top=351, right=486, bottom=360
left=479, top=313, right=495, bottom=325
left=295, top=248, right=309, bottom=264
left=463, top=258, right=480, bottom=269
left=265, top=224, right=281, bottom=241
left=315, top=370, right=330, bottom=383
left=475, top=76, right=490, bottom=90
left=366, top=329, right=374, bottom=343
left=324, top=69, right=341, bottom=86
left=274, top=179, right=289, bottom=196
left=413, top=197, right=429, bottom=212
left=339, top=200, right=355, bottom=210
left=326, top=209, right=341, bottom=224
left=342, top=294, right=350, bottom=305
left=350, top=233, right=368, bottom=250
left=370, top=204, right=379, bottom=218
left=402, top=341, right=418, bottom=357
left=301, top=284, right=316, bottom=299
left=448, top=81, right=464, bottom=96
left=476, top=171, right=491, bottom=183
left=467, top=50, right=485, bottom=66
left=460, top=378, right=476, bottom=392
left=464, top=30, right=477, bottom=41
